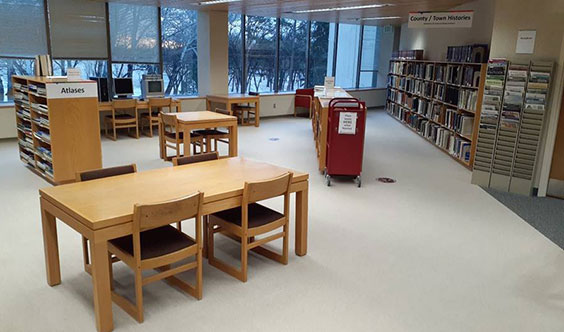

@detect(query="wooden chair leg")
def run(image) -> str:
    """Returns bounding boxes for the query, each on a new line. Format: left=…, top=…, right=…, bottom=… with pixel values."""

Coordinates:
left=108, top=253, right=114, bottom=290
left=134, top=269, right=144, bottom=323
left=240, top=235, right=248, bottom=282
left=282, top=221, right=289, bottom=265
left=177, top=221, right=182, bottom=231
left=148, top=120, right=154, bottom=138
left=112, top=123, right=117, bottom=141
left=196, top=248, right=203, bottom=300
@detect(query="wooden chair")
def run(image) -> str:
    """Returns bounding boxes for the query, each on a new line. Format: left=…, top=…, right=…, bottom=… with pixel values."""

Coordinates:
left=232, top=104, right=257, bottom=126
left=76, top=164, right=137, bottom=274
left=207, top=172, right=292, bottom=282
left=295, top=88, right=314, bottom=118
left=160, top=112, right=203, bottom=160
left=141, top=97, right=172, bottom=137
left=108, top=192, right=204, bottom=323
left=105, top=99, right=139, bottom=140
left=194, top=108, right=232, bottom=154
left=173, top=152, right=219, bottom=166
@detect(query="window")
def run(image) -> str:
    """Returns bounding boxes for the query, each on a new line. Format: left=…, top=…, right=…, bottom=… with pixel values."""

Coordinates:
left=359, top=26, right=382, bottom=88
left=53, top=60, right=108, bottom=79
left=308, top=21, right=334, bottom=87
left=245, top=16, right=277, bottom=93
left=228, top=13, right=243, bottom=93
left=278, top=19, right=307, bottom=92
left=0, top=59, right=35, bottom=102
left=161, top=7, right=198, bottom=96
left=335, top=24, right=361, bottom=89
left=112, top=63, right=160, bottom=97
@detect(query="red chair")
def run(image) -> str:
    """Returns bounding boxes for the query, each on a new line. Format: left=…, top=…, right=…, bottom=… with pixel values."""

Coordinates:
left=294, top=88, right=314, bottom=118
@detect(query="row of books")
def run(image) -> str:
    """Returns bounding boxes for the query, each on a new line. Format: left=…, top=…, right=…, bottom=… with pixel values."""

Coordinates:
left=501, top=63, right=528, bottom=129
left=37, top=159, right=54, bottom=178
left=391, top=50, right=424, bottom=60
left=445, top=109, right=475, bottom=136
left=33, top=116, right=50, bottom=129
left=34, top=131, right=51, bottom=144
left=387, top=76, right=433, bottom=98
left=31, top=102, right=48, bottom=115
left=36, top=146, right=53, bottom=163
left=459, top=89, right=478, bottom=112
left=446, top=44, right=488, bottom=64
left=386, top=103, right=472, bottom=163
left=17, top=122, right=32, bottom=136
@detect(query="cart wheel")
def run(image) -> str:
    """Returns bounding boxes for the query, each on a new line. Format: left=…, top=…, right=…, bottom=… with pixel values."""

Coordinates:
left=325, top=175, right=331, bottom=187
left=355, top=176, right=362, bottom=188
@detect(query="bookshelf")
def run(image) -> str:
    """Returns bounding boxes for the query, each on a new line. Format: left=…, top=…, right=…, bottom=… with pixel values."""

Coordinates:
left=13, top=75, right=102, bottom=185
left=385, top=59, right=487, bottom=169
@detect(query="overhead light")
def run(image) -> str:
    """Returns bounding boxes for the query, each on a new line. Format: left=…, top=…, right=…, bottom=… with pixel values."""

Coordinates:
left=289, top=4, right=393, bottom=14
left=198, top=0, right=240, bottom=5
left=361, top=16, right=401, bottom=21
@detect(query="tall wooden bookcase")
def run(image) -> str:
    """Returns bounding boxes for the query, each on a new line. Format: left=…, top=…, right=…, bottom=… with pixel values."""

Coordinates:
left=13, top=76, right=102, bottom=185
left=386, top=60, right=487, bottom=169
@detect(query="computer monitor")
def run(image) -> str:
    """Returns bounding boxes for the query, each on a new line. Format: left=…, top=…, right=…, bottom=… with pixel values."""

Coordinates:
left=113, top=78, right=134, bottom=98
left=141, top=75, right=164, bottom=99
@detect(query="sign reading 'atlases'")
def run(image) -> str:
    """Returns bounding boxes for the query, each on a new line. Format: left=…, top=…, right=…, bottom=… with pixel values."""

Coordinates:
left=46, top=82, right=98, bottom=99
left=408, top=11, right=474, bottom=29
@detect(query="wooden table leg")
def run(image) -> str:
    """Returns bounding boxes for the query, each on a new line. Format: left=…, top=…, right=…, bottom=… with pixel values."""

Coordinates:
left=229, top=122, right=238, bottom=157
left=182, top=125, right=192, bottom=157
left=41, top=200, right=61, bottom=286
left=90, top=239, right=114, bottom=332
left=295, top=185, right=308, bottom=256
left=255, top=100, right=260, bottom=127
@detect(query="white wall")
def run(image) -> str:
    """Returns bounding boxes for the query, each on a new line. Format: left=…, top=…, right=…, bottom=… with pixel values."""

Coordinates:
left=399, top=0, right=495, bottom=61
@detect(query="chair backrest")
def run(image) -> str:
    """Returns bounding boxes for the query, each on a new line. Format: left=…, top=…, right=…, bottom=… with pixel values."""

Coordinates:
left=160, top=112, right=178, bottom=135
left=214, top=107, right=232, bottom=116
left=76, top=164, right=137, bottom=182
left=133, top=192, right=203, bottom=232
left=173, top=152, right=219, bottom=166
left=112, top=99, right=137, bottom=110
left=244, top=172, right=292, bottom=204
left=296, top=88, right=314, bottom=97
left=149, top=97, right=172, bottom=109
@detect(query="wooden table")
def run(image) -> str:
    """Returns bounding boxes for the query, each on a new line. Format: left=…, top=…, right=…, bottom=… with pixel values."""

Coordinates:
left=39, top=157, right=309, bottom=332
left=206, top=94, right=260, bottom=127
left=160, top=111, right=238, bottom=159
left=98, top=99, right=182, bottom=112
left=312, top=88, right=353, bottom=172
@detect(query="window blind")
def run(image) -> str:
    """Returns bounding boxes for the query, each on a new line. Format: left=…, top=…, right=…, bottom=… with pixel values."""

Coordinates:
left=48, top=0, right=108, bottom=59
left=109, top=3, right=159, bottom=63
left=0, top=0, right=47, bottom=57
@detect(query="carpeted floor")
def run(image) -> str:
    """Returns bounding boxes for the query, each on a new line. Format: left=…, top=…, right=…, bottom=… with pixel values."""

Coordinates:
left=485, top=188, right=564, bottom=249
left=2, top=109, right=564, bottom=331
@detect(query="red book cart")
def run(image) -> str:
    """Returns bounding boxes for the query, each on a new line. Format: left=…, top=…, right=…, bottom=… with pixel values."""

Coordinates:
left=324, top=98, right=366, bottom=187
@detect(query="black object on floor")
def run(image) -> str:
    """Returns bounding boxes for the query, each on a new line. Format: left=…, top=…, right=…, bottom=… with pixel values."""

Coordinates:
left=484, top=188, right=564, bottom=250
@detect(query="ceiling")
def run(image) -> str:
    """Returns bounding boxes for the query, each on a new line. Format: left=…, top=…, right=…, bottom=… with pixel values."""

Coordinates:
left=95, top=0, right=477, bottom=25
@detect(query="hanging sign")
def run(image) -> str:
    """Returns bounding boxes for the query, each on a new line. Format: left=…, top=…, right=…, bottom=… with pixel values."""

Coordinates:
left=408, top=11, right=473, bottom=28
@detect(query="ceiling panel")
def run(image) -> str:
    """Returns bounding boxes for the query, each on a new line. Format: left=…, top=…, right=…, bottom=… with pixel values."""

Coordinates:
left=93, top=0, right=477, bottom=25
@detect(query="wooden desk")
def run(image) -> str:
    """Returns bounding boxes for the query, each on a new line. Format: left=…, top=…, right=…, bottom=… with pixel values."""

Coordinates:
left=98, top=99, right=182, bottom=112
left=206, top=94, right=260, bottom=127
left=160, top=111, right=238, bottom=159
left=39, top=157, right=308, bottom=332
left=312, top=88, right=353, bottom=172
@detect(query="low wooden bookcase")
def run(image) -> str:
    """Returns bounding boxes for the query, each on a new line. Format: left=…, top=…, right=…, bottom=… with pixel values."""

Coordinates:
left=13, top=75, right=102, bottom=185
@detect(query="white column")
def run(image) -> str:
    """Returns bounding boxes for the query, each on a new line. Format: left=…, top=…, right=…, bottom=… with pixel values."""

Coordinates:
left=197, top=10, right=229, bottom=97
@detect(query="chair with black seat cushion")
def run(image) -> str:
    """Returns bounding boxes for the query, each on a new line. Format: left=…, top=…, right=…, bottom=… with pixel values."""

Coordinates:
left=160, top=112, right=203, bottom=160
left=105, top=99, right=139, bottom=140
left=108, top=192, right=204, bottom=323
left=193, top=108, right=232, bottom=154
left=207, top=172, right=292, bottom=282
left=172, top=152, right=219, bottom=166
left=141, top=97, right=172, bottom=137
left=75, top=164, right=137, bottom=274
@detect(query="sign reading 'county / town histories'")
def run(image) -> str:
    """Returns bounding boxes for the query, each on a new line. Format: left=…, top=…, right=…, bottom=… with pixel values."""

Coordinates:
left=46, top=82, right=98, bottom=99
left=408, top=10, right=474, bottom=29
